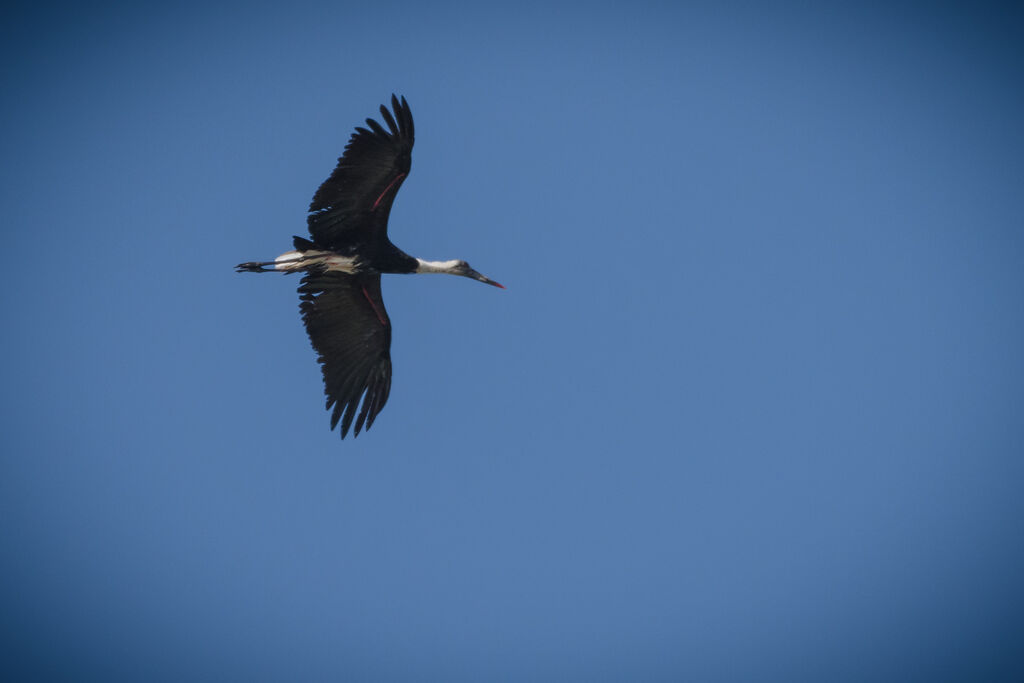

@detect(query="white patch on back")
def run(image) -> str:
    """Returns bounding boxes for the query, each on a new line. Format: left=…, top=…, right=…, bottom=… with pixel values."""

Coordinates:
left=274, top=251, right=303, bottom=270
left=274, top=249, right=360, bottom=273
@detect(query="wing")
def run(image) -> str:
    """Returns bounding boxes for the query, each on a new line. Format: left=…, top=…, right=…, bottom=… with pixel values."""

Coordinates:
left=298, top=272, right=393, bottom=438
left=307, top=94, right=415, bottom=249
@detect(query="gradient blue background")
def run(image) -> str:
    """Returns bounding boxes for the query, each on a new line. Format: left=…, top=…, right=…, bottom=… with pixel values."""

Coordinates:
left=2, top=1, right=1022, bottom=680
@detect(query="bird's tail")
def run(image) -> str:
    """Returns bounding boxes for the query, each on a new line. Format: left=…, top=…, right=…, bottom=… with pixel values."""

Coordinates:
left=236, top=236, right=320, bottom=272
left=237, top=237, right=324, bottom=273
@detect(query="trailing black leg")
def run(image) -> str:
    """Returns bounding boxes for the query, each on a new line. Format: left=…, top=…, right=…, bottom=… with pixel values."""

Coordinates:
left=235, top=261, right=276, bottom=273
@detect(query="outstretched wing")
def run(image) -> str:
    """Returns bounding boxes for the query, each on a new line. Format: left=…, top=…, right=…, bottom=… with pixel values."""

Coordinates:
left=298, top=272, right=393, bottom=438
left=307, top=94, right=414, bottom=249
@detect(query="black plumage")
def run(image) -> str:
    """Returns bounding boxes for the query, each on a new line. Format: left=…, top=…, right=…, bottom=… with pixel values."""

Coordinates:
left=307, top=95, right=415, bottom=253
left=237, top=95, right=503, bottom=439
left=298, top=272, right=392, bottom=437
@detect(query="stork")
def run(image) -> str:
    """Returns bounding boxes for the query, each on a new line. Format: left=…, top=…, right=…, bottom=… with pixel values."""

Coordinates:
left=237, top=95, right=503, bottom=438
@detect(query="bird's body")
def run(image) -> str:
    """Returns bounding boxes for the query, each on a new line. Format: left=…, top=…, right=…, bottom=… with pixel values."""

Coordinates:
left=237, top=95, right=502, bottom=438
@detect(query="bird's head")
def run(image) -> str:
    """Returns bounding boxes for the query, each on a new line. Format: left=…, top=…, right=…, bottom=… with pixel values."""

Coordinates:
left=415, top=258, right=504, bottom=287
left=450, top=260, right=504, bottom=288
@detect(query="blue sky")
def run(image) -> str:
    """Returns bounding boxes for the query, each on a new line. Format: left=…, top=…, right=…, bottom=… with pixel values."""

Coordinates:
left=2, top=1, right=1023, bottom=680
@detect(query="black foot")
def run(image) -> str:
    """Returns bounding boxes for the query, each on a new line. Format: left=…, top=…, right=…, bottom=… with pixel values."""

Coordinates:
left=235, top=262, right=271, bottom=273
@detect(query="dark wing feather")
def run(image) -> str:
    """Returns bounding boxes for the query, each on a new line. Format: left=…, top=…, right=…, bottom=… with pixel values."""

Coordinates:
left=307, top=95, right=414, bottom=249
left=298, top=272, right=393, bottom=438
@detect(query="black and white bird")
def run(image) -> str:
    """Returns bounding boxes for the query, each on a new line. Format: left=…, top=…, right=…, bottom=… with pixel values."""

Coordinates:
left=237, top=95, right=503, bottom=438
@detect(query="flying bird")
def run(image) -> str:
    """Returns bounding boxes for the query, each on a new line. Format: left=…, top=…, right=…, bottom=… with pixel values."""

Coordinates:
left=237, top=95, right=503, bottom=438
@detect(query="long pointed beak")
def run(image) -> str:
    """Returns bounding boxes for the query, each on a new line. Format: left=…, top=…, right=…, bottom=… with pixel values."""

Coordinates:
left=467, top=268, right=504, bottom=289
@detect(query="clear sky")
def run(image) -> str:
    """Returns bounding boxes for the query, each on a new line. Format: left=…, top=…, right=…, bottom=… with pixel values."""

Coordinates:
left=2, top=1, right=1023, bottom=680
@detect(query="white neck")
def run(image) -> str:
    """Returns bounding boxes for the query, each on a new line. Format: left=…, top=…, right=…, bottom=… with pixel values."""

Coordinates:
left=415, top=258, right=461, bottom=274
